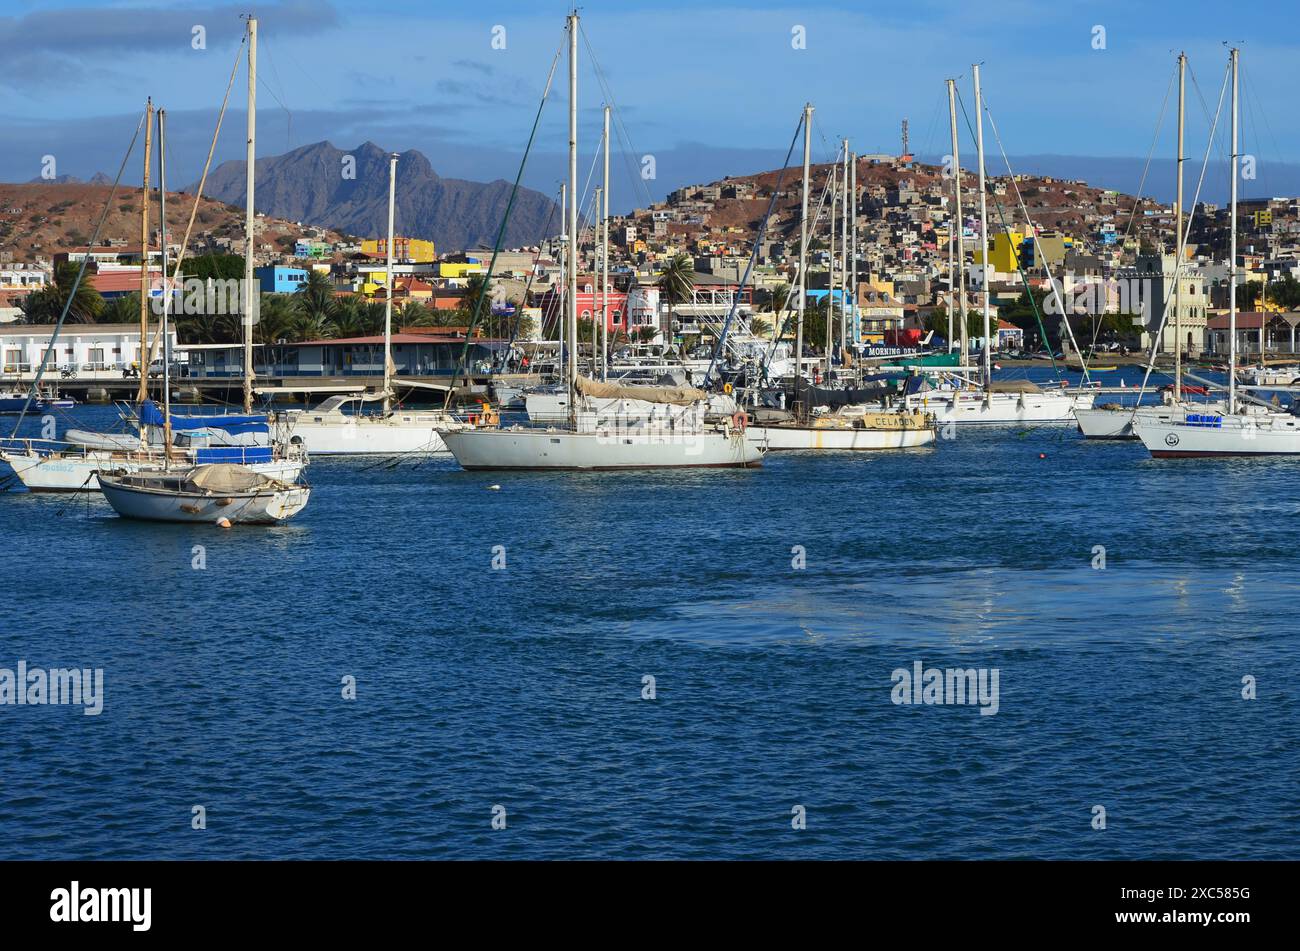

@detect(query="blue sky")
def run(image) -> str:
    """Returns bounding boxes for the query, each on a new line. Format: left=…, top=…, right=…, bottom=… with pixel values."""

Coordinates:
left=1, top=0, right=1297, bottom=210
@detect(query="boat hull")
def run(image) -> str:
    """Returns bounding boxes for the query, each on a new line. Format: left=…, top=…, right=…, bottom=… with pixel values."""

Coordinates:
left=1134, top=410, right=1300, bottom=456
left=0, top=450, right=303, bottom=492
left=747, top=424, right=935, bottom=450
left=905, top=390, right=1094, bottom=424
left=98, top=476, right=310, bottom=523
left=283, top=414, right=451, bottom=455
left=440, top=427, right=761, bottom=470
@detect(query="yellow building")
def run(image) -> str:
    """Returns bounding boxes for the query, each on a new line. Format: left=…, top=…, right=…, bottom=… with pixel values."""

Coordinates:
left=361, top=237, right=436, bottom=263
left=974, top=229, right=1023, bottom=273
left=439, top=262, right=485, bottom=280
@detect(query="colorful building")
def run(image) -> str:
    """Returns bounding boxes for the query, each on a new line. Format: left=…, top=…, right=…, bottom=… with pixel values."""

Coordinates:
left=361, top=237, right=436, bottom=263
left=255, top=265, right=309, bottom=294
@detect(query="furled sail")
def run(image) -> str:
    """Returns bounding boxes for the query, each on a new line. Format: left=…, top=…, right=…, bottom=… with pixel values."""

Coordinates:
left=575, top=375, right=708, bottom=406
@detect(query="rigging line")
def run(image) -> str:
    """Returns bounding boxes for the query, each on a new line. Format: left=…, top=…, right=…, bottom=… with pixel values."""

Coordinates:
left=442, top=33, right=565, bottom=411
left=257, top=36, right=293, bottom=150
left=578, top=23, right=654, bottom=210
left=705, top=109, right=803, bottom=388
left=144, top=39, right=247, bottom=376
left=1127, top=57, right=1231, bottom=423
left=958, top=88, right=1078, bottom=380
left=1188, top=62, right=1230, bottom=166
left=1240, top=66, right=1280, bottom=201
left=766, top=126, right=839, bottom=366
left=1124, top=62, right=1177, bottom=241
left=10, top=109, right=148, bottom=437
left=503, top=193, right=560, bottom=357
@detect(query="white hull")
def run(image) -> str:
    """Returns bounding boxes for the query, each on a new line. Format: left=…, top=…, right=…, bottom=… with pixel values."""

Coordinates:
left=98, top=475, right=310, bottom=523
left=747, top=424, right=935, bottom=450
left=282, top=412, right=453, bottom=455
left=1075, top=402, right=1225, bottom=441
left=525, top=391, right=737, bottom=423
left=0, top=450, right=303, bottom=492
left=904, top=389, right=1094, bottom=424
left=1134, top=408, right=1300, bottom=456
left=440, top=426, right=761, bottom=470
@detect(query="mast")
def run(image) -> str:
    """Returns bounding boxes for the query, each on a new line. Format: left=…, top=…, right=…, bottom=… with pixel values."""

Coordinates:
left=850, top=151, right=858, bottom=350
left=593, top=185, right=601, bottom=373
left=242, top=15, right=258, bottom=414
left=827, top=158, right=836, bottom=376
left=840, top=140, right=849, bottom=365
left=1228, top=47, right=1239, bottom=414
left=601, top=104, right=610, bottom=382
left=1173, top=51, right=1185, bottom=402
left=566, top=12, right=579, bottom=425
left=383, top=152, right=397, bottom=414
left=946, top=79, right=968, bottom=364
left=558, top=181, right=566, bottom=384
left=159, top=109, right=173, bottom=466
left=973, top=64, right=992, bottom=388
left=136, top=99, right=154, bottom=408
left=796, top=103, right=813, bottom=383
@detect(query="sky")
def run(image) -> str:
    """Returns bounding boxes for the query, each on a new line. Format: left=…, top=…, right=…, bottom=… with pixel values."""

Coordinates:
left=2, top=0, right=1298, bottom=212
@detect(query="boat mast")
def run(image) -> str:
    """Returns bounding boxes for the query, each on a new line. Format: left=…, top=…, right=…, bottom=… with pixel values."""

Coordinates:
left=840, top=139, right=849, bottom=366
left=593, top=184, right=601, bottom=373
left=849, top=151, right=858, bottom=351
left=159, top=109, right=173, bottom=467
left=558, top=181, right=566, bottom=384
left=946, top=79, right=968, bottom=364
left=827, top=157, right=836, bottom=376
left=601, top=104, right=610, bottom=382
left=973, top=64, right=992, bottom=388
left=383, top=152, right=397, bottom=414
left=796, top=103, right=812, bottom=383
left=136, top=98, right=154, bottom=410
left=566, top=11, right=578, bottom=425
left=242, top=15, right=258, bottom=414
left=1173, top=51, right=1185, bottom=402
left=1228, top=47, right=1239, bottom=415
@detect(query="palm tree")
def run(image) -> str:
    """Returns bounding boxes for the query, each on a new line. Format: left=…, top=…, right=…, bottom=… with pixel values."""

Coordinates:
left=295, top=269, right=337, bottom=324
left=656, top=253, right=694, bottom=339
left=19, top=262, right=104, bottom=323
left=99, top=292, right=140, bottom=325
left=768, top=282, right=792, bottom=339
left=459, top=274, right=491, bottom=328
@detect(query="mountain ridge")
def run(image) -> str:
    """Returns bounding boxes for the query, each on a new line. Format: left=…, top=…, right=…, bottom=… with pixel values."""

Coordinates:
left=188, top=141, right=559, bottom=252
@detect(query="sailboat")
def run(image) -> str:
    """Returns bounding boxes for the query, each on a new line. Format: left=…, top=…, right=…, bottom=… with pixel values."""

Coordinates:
left=1075, top=52, right=1216, bottom=441
left=267, top=151, right=469, bottom=455
left=741, top=115, right=935, bottom=451
left=98, top=462, right=309, bottom=524
left=892, top=69, right=1093, bottom=426
left=1, top=88, right=304, bottom=492
left=1133, top=47, right=1300, bottom=457
left=440, top=11, right=761, bottom=471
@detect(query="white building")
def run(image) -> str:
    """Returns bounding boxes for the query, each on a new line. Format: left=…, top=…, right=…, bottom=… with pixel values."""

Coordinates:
left=0, top=323, right=178, bottom=380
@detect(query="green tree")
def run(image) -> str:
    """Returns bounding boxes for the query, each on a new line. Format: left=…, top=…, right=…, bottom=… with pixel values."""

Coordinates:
left=100, top=292, right=141, bottom=325
left=186, top=254, right=246, bottom=282
left=296, top=269, right=338, bottom=324
left=656, top=253, right=694, bottom=335
left=19, top=262, right=104, bottom=324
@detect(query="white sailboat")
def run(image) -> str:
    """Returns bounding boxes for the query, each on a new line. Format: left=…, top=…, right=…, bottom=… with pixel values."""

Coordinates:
left=98, top=463, right=309, bottom=524
left=440, top=11, right=761, bottom=471
left=1134, top=47, right=1300, bottom=457
left=893, top=69, right=1095, bottom=426
left=266, top=143, right=467, bottom=454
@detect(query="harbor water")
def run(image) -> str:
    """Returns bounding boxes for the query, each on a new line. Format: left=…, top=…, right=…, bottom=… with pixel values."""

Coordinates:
left=1, top=385, right=1296, bottom=859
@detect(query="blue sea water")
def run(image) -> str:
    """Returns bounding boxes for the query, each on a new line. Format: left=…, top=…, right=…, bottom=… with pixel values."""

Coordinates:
left=1, top=383, right=1296, bottom=860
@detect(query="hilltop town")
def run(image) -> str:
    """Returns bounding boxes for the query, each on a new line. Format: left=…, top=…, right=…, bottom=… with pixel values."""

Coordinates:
left=5, top=147, right=1300, bottom=371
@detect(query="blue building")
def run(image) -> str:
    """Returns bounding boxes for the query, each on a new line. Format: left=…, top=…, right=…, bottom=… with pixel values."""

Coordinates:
left=255, top=265, right=309, bottom=294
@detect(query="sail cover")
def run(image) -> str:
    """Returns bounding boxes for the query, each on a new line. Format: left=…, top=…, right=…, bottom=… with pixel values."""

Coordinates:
left=985, top=380, right=1043, bottom=394
left=575, top=375, right=707, bottom=406
left=141, top=400, right=269, bottom=435
left=792, top=377, right=894, bottom=410
left=185, top=464, right=273, bottom=493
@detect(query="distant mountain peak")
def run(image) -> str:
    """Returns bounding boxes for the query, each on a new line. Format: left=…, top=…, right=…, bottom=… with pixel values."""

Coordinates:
left=189, top=140, right=557, bottom=251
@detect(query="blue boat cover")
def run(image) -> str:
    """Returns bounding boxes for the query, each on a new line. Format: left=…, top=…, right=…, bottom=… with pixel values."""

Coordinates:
left=140, top=400, right=268, bottom=435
